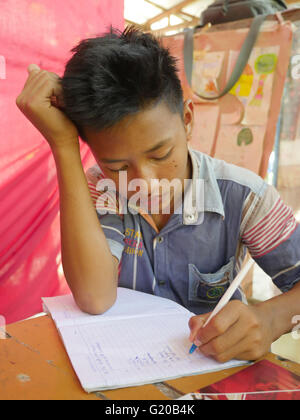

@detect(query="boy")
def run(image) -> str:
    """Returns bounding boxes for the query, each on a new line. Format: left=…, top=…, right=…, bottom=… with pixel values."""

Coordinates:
left=16, top=26, right=300, bottom=364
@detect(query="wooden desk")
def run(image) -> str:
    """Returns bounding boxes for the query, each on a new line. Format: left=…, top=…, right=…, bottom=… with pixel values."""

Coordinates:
left=1, top=315, right=299, bottom=400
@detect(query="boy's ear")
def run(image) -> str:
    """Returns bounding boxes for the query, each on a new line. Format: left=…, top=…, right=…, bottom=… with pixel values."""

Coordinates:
left=183, top=99, right=194, bottom=141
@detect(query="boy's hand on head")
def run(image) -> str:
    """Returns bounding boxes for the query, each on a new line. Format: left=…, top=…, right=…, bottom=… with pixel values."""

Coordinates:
left=16, top=64, right=79, bottom=151
left=188, top=300, right=274, bottom=363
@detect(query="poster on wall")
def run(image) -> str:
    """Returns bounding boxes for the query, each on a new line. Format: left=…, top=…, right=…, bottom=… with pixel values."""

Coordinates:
left=192, top=50, right=225, bottom=99
left=228, top=46, right=280, bottom=126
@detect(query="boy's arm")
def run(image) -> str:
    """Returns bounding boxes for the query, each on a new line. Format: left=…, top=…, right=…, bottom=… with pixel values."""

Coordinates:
left=16, top=64, right=119, bottom=314
left=53, top=145, right=119, bottom=314
left=256, top=279, right=300, bottom=342
left=240, top=184, right=300, bottom=342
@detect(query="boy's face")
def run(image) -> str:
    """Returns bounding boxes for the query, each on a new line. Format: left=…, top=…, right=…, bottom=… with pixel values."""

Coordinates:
left=83, top=100, right=194, bottom=213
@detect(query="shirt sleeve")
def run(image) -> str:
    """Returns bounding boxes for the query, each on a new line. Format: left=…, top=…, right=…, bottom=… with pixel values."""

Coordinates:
left=241, top=184, right=300, bottom=293
left=85, top=165, right=125, bottom=262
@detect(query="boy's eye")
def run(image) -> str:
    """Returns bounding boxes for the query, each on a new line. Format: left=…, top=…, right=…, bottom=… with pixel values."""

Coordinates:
left=152, top=148, right=173, bottom=161
left=108, top=166, right=128, bottom=173
left=107, top=148, right=173, bottom=172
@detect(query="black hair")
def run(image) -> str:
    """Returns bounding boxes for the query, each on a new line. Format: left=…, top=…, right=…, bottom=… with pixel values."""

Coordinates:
left=61, top=25, right=184, bottom=142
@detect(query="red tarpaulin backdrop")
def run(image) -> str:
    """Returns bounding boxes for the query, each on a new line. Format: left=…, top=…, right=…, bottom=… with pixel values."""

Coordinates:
left=0, top=0, right=124, bottom=324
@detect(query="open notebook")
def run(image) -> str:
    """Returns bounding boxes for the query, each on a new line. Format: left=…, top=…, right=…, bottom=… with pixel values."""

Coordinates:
left=42, top=288, right=247, bottom=393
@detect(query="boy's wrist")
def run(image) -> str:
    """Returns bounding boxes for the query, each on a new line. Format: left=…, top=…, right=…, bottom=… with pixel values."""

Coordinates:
left=254, top=301, right=279, bottom=343
left=255, top=283, right=300, bottom=343
left=51, top=140, right=81, bottom=162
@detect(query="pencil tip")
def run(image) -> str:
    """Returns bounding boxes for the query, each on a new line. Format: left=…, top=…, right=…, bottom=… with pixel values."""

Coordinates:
left=189, top=344, right=197, bottom=354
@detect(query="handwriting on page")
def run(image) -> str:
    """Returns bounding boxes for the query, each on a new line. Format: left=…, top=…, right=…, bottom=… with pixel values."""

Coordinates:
left=60, top=313, right=215, bottom=389
left=87, top=342, right=114, bottom=375
left=78, top=315, right=193, bottom=376
left=129, top=345, right=181, bottom=370
left=84, top=343, right=182, bottom=376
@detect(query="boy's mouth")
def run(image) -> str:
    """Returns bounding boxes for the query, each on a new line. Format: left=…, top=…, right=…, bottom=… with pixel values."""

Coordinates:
left=146, top=191, right=176, bottom=211
left=148, top=195, right=162, bottom=205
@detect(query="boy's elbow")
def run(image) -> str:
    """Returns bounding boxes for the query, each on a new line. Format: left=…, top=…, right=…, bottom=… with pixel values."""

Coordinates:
left=75, top=291, right=117, bottom=315
left=77, top=301, right=104, bottom=316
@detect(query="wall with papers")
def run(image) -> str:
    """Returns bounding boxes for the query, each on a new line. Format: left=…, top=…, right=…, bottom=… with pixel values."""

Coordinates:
left=162, top=17, right=293, bottom=178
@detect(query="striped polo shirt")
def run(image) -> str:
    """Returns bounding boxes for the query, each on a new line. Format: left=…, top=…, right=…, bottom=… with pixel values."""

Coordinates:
left=85, top=148, right=300, bottom=315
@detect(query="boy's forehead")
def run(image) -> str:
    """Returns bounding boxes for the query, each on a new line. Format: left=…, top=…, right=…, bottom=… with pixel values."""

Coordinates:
left=84, top=101, right=183, bottom=157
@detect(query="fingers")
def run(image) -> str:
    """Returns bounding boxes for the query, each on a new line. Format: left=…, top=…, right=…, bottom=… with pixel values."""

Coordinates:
left=21, top=68, right=40, bottom=93
left=49, top=78, right=65, bottom=109
left=200, top=316, right=245, bottom=361
left=196, top=301, right=242, bottom=346
left=27, top=64, right=60, bottom=83
left=23, top=64, right=60, bottom=95
left=188, top=314, right=210, bottom=345
left=27, top=63, right=41, bottom=74
left=18, top=65, right=64, bottom=110
left=204, top=337, right=251, bottom=364
left=202, top=334, right=268, bottom=364
left=236, top=348, right=267, bottom=362
left=24, top=74, right=51, bottom=99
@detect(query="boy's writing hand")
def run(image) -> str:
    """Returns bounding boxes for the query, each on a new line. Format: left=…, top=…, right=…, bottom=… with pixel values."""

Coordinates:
left=188, top=300, right=274, bottom=363
left=16, top=64, right=79, bottom=152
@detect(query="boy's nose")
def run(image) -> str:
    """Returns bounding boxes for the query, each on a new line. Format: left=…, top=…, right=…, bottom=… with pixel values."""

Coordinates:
left=131, top=166, right=158, bottom=191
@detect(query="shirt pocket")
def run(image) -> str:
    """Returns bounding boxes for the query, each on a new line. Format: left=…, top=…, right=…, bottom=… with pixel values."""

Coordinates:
left=188, top=257, right=235, bottom=305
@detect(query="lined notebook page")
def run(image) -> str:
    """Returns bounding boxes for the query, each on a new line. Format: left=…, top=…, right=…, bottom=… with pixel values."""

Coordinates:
left=58, top=312, right=246, bottom=392
left=42, top=288, right=191, bottom=328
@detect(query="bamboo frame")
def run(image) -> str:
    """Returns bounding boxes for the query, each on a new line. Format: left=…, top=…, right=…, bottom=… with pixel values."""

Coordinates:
left=142, top=0, right=198, bottom=30
left=126, top=0, right=300, bottom=36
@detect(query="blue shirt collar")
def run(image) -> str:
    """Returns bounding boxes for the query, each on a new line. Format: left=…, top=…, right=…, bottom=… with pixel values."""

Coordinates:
left=183, top=148, right=225, bottom=225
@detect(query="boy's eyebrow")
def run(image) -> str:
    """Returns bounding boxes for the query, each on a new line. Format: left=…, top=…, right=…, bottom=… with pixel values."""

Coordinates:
left=101, top=138, right=172, bottom=164
left=144, top=138, right=172, bottom=154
